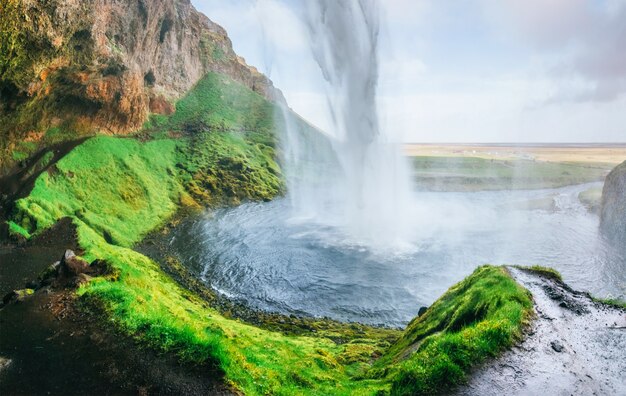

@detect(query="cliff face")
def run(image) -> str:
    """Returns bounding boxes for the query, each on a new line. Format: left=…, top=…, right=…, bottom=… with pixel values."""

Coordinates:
left=600, top=161, right=626, bottom=245
left=0, top=0, right=278, bottom=174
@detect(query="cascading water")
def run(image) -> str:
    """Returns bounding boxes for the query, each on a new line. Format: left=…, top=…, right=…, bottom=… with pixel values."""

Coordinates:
left=277, top=0, right=416, bottom=251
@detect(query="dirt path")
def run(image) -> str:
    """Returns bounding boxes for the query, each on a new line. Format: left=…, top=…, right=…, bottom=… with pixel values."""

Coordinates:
left=458, top=267, right=626, bottom=395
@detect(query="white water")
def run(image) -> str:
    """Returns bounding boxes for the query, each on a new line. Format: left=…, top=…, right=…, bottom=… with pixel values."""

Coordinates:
left=277, top=0, right=416, bottom=251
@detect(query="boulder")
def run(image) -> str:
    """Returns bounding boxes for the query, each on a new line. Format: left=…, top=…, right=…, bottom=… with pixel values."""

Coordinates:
left=2, top=289, right=34, bottom=306
left=550, top=340, right=564, bottom=353
left=59, top=250, right=90, bottom=277
left=600, top=161, right=626, bottom=245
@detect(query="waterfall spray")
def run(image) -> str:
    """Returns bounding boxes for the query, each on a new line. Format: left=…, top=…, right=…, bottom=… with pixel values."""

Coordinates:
left=278, top=0, right=416, bottom=251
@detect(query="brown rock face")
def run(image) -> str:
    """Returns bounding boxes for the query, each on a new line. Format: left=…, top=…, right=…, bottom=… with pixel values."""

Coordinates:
left=0, top=0, right=279, bottom=173
left=59, top=249, right=90, bottom=277
left=600, top=161, right=626, bottom=245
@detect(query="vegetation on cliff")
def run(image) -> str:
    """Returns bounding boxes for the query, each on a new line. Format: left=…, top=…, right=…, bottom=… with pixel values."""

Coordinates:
left=0, top=0, right=276, bottom=175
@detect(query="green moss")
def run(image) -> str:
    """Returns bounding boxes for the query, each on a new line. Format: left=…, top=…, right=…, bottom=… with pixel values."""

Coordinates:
left=11, top=151, right=28, bottom=161
left=12, top=136, right=184, bottom=246
left=167, top=73, right=276, bottom=135
left=7, top=220, right=31, bottom=239
left=592, top=297, right=626, bottom=309
left=376, top=266, right=533, bottom=395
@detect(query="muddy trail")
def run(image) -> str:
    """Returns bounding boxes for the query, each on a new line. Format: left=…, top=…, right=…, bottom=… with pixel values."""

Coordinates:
left=0, top=220, right=231, bottom=396
left=458, top=267, right=626, bottom=396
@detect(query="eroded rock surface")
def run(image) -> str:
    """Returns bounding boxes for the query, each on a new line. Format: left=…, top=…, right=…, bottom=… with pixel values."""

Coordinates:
left=457, top=268, right=626, bottom=396
left=600, top=160, right=626, bottom=245
left=0, top=0, right=280, bottom=173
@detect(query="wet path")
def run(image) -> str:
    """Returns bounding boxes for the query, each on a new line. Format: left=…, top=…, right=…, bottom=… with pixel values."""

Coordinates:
left=458, top=267, right=626, bottom=395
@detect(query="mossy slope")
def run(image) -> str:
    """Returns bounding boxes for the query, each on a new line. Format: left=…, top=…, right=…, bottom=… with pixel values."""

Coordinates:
left=8, top=72, right=533, bottom=395
left=377, top=266, right=533, bottom=395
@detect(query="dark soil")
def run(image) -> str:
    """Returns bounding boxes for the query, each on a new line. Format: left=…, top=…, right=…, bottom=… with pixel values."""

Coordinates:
left=0, top=218, right=79, bottom=295
left=0, top=290, right=233, bottom=396
left=0, top=216, right=233, bottom=396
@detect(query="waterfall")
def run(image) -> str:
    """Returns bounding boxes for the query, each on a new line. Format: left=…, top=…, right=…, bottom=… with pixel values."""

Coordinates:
left=277, top=0, right=416, bottom=251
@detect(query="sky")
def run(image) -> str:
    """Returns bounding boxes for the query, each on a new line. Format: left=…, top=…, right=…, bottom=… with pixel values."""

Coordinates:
left=192, top=0, right=626, bottom=143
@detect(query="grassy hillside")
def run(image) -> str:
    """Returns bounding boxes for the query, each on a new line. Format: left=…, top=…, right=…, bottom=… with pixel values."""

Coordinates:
left=6, top=72, right=533, bottom=395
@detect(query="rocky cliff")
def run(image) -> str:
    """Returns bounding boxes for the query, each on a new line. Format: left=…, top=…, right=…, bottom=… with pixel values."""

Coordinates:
left=600, top=160, right=626, bottom=245
left=0, top=0, right=279, bottom=174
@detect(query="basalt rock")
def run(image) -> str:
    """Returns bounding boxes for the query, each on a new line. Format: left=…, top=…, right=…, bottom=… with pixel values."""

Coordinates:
left=1, top=289, right=35, bottom=307
left=59, top=249, right=90, bottom=277
left=600, top=161, right=626, bottom=246
left=417, top=306, right=428, bottom=317
left=0, top=0, right=282, bottom=175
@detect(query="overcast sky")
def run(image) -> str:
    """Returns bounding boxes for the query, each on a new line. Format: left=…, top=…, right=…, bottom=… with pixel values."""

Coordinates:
left=192, top=0, right=626, bottom=143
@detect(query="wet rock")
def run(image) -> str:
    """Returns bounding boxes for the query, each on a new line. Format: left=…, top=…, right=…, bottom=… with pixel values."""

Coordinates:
left=2, top=288, right=35, bottom=306
left=25, top=279, right=40, bottom=289
left=550, top=340, right=564, bottom=352
left=60, top=250, right=90, bottom=277
left=38, top=261, right=61, bottom=287
left=542, top=284, right=588, bottom=315
left=418, top=306, right=428, bottom=317
left=0, top=356, right=12, bottom=372
left=600, top=160, right=626, bottom=245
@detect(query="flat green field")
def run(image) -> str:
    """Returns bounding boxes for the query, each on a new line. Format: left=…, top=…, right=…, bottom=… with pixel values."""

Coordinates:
left=412, top=156, right=611, bottom=191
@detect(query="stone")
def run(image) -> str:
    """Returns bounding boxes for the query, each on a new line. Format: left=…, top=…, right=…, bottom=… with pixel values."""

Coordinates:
left=418, top=306, right=428, bottom=317
left=0, top=356, right=12, bottom=372
left=2, top=289, right=35, bottom=306
left=60, top=250, right=90, bottom=277
left=38, top=261, right=61, bottom=285
left=600, top=161, right=626, bottom=246
left=550, top=340, right=564, bottom=353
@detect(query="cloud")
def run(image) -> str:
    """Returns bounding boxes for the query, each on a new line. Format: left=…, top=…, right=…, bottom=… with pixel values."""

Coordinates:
left=484, top=0, right=626, bottom=103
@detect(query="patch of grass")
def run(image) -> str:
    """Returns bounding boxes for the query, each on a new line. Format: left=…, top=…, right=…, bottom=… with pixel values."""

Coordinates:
left=163, top=72, right=276, bottom=135
left=374, top=266, right=533, bottom=395
left=7, top=220, right=30, bottom=239
left=11, top=137, right=184, bottom=247
left=516, top=265, right=563, bottom=282
left=592, top=297, right=626, bottom=310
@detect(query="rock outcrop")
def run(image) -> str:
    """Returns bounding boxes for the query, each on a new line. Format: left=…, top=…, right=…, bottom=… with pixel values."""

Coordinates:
left=0, top=0, right=280, bottom=174
left=600, top=160, right=626, bottom=245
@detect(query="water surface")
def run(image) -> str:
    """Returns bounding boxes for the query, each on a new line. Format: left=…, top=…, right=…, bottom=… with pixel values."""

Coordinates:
left=168, top=182, right=625, bottom=327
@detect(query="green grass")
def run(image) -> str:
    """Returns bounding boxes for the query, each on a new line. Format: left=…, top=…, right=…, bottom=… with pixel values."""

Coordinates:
left=145, top=72, right=276, bottom=136
left=515, top=265, right=563, bottom=282
left=592, top=297, right=626, bottom=309
left=374, top=266, right=533, bottom=395
left=7, top=72, right=535, bottom=395
left=412, top=156, right=608, bottom=191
